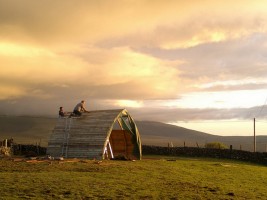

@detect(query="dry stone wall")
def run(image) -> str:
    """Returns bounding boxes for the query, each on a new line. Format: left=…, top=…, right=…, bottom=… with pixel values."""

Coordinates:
left=12, top=144, right=46, bottom=157
left=142, top=145, right=267, bottom=165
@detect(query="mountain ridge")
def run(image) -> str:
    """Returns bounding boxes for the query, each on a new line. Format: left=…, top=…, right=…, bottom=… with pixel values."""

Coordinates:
left=1, top=116, right=267, bottom=152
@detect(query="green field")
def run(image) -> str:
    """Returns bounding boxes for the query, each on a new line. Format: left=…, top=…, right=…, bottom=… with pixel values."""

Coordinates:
left=0, top=156, right=267, bottom=199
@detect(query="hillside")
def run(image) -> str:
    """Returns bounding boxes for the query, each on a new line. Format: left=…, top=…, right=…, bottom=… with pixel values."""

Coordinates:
left=0, top=115, right=57, bottom=146
left=1, top=115, right=267, bottom=152
left=137, top=121, right=267, bottom=152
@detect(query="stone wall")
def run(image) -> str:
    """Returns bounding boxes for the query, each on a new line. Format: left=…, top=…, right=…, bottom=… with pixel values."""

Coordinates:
left=142, top=145, right=267, bottom=165
left=12, top=144, right=47, bottom=157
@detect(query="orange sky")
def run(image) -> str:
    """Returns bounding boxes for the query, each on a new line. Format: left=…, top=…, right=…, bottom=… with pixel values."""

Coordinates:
left=1, top=0, right=267, bottom=136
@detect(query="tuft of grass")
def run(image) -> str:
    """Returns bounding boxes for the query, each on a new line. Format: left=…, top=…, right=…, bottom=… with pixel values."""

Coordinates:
left=0, top=156, right=267, bottom=199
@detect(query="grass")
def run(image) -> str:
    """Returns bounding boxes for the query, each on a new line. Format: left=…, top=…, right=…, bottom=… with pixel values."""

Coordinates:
left=0, top=156, right=267, bottom=199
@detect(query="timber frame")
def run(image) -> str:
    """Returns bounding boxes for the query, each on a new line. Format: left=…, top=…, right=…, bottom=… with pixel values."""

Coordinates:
left=47, top=109, right=142, bottom=160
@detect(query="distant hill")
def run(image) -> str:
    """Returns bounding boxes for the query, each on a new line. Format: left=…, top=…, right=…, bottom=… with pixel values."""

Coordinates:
left=136, top=121, right=267, bottom=152
left=1, top=116, right=267, bottom=152
left=0, top=115, right=57, bottom=146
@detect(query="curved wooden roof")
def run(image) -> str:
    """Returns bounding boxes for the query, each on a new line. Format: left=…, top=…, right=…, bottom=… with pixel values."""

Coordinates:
left=47, top=109, right=142, bottom=160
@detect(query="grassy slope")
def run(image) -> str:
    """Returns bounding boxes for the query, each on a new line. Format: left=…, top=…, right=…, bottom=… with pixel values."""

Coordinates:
left=0, top=157, right=267, bottom=199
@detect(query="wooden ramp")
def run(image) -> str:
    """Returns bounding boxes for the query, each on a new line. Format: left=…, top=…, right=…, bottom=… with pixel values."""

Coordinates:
left=47, top=109, right=142, bottom=160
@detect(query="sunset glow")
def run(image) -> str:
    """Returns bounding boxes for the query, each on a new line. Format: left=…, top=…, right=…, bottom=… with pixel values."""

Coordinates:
left=1, top=0, right=267, bottom=136
left=0, top=42, right=54, bottom=57
left=116, top=100, right=144, bottom=108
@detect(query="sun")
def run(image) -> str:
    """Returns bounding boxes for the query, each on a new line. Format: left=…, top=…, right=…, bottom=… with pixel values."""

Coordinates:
left=116, top=100, right=144, bottom=108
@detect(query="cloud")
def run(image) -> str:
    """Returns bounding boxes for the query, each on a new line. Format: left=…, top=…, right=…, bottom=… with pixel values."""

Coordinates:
left=129, top=106, right=263, bottom=122
left=197, top=81, right=267, bottom=92
left=1, top=0, right=267, bottom=124
left=0, top=93, right=262, bottom=122
left=0, top=43, right=183, bottom=101
left=0, top=84, right=27, bottom=100
left=137, top=33, right=267, bottom=87
left=1, top=0, right=265, bottom=47
left=0, top=0, right=197, bottom=46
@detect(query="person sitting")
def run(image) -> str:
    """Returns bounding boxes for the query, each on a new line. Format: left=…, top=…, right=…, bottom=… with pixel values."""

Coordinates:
left=73, top=100, right=88, bottom=116
left=59, top=107, right=65, bottom=117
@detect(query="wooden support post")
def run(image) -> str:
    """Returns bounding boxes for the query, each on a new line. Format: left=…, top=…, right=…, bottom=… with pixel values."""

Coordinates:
left=170, top=142, right=173, bottom=147
left=117, top=120, right=123, bottom=130
left=108, top=141, right=114, bottom=159
left=104, top=146, right=108, bottom=159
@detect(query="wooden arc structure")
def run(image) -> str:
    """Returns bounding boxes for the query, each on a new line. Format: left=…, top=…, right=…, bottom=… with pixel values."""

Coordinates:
left=47, top=109, right=142, bottom=160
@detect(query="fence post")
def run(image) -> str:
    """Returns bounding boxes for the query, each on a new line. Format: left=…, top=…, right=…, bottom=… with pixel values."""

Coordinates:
left=254, top=118, right=256, bottom=152
left=170, top=142, right=173, bottom=148
left=36, top=142, right=39, bottom=155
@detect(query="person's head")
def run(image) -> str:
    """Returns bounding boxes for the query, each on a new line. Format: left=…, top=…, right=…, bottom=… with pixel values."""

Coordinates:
left=81, top=100, right=85, bottom=103
left=59, top=107, right=63, bottom=110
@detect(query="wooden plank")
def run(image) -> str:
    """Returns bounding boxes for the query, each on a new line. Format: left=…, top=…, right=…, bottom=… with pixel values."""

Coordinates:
left=71, top=123, right=112, bottom=128
left=68, top=135, right=104, bottom=140
left=69, top=133, right=107, bottom=137
left=52, top=129, right=109, bottom=133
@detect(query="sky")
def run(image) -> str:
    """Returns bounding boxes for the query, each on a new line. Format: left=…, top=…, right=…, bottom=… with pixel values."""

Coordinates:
left=1, top=0, right=267, bottom=136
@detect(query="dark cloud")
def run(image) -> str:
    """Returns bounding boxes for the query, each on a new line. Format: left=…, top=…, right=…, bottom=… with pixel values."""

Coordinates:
left=136, top=33, right=267, bottom=81
left=0, top=79, right=177, bottom=116
left=2, top=95, right=265, bottom=123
